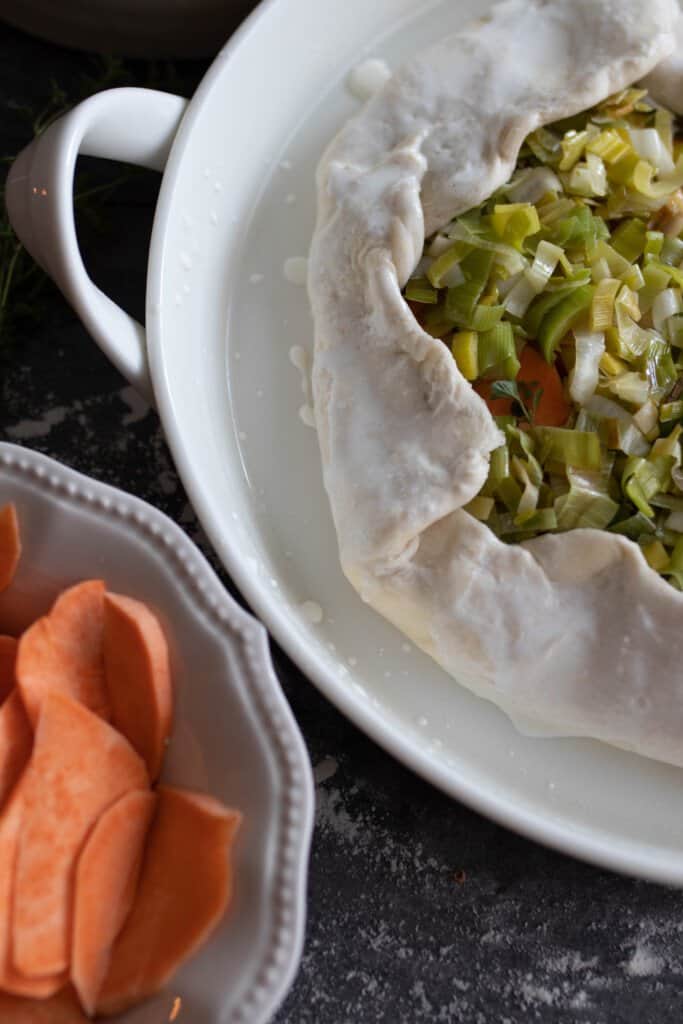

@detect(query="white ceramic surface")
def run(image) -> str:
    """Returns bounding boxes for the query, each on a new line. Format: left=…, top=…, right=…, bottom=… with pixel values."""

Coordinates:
left=8, top=0, right=683, bottom=886
left=0, top=443, right=314, bottom=1023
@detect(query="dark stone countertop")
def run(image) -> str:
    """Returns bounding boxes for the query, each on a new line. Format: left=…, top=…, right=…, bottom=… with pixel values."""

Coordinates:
left=1, top=17, right=682, bottom=1024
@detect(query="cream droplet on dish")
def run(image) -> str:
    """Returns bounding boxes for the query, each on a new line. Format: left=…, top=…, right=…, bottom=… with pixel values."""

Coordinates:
left=283, top=257, right=309, bottom=285
left=347, top=58, right=391, bottom=101
left=299, top=600, right=323, bottom=624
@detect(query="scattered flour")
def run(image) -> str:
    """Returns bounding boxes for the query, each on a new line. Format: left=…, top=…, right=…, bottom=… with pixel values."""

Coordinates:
left=313, top=756, right=338, bottom=785
left=625, top=944, right=665, bottom=977
left=6, top=405, right=67, bottom=439
left=119, top=385, right=151, bottom=426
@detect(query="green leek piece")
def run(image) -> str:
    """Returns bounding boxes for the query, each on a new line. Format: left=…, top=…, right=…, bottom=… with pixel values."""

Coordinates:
left=608, top=511, right=657, bottom=540
left=607, top=371, right=650, bottom=407
left=647, top=260, right=683, bottom=290
left=624, top=476, right=654, bottom=517
left=485, top=445, right=510, bottom=492
left=537, top=285, right=594, bottom=363
left=590, top=278, right=620, bottom=331
left=559, top=130, right=590, bottom=171
left=535, top=426, right=602, bottom=471
left=524, top=288, right=572, bottom=337
left=632, top=156, right=683, bottom=199
left=567, top=155, right=607, bottom=198
left=600, top=351, right=629, bottom=376
left=465, top=496, right=495, bottom=522
left=422, top=321, right=453, bottom=340
left=538, top=197, right=579, bottom=226
left=494, top=415, right=517, bottom=430
left=506, top=427, right=544, bottom=486
left=471, top=304, right=505, bottom=332
left=426, top=242, right=469, bottom=288
left=643, top=338, right=677, bottom=391
left=639, top=263, right=674, bottom=315
left=404, top=278, right=438, bottom=304
left=667, top=315, right=683, bottom=349
left=513, top=508, right=558, bottom=532
left=478, top=322, right=520, bottom=380
left=445, top=249, right=494, bottom=326
left=525, top=128, right=562, bottom=166
left=621, top=263, right=645, bottom=293
left=586, top=129, right=631, bottom=164
left=655, top=107, right=675, bottom=154
left=497, top=477, right=523, bottom=513
left=555, top=488, right=619, bottom=531
left=660, top=400, right=683, bottom=423
left=644, top=231, right=665, bottom=259
left=451, top=331, right=479, bottom=381
left=633, top=398, right=660, bottom=440
left=551, top=206, right=601, bottom=248
left=610, top=218, right=647, bottom=263
left=491, top=204, right=541, bottom=250
left=650, top=424, right=682, bottom=461
left=661, top=236, right=683, bottom=267
left=621, top=455, right=674, bottom=517
left=606, top=150, right=641, bottom=186
left=641, top=539, right=670, bottom=572
left=589, top=240, right=632, bottom=280
left=669, top=535, right=683, bottom=573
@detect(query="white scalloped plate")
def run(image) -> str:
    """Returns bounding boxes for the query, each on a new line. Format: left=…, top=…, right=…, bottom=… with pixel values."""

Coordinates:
left=0, top=443, right=314, bottom=1023
left=141, top=0, right=683, bottom=886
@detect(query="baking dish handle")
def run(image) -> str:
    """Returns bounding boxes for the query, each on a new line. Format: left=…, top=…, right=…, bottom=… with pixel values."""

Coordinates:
left=4, top=87, right=188, bottom=404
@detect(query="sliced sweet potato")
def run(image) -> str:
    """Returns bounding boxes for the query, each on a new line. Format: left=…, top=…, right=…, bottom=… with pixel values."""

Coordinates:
left=0, top=988, right=88, bottom=1022
left=16, top=580, right=109, bottom=727
left=12, top=693, right=148, bottom=978
left=0, top=691, right=32, bottom=812
left=103, top=593, right=173, bottom=781
left=0, top=505, right=21, bottom=594
left=0, top=792, right=66, bottom=998
left=0, top=636, right=18, bottom=706
left=71, top=789, right=157, bottom=1016
left=96, top=786, right=242, bottom=1016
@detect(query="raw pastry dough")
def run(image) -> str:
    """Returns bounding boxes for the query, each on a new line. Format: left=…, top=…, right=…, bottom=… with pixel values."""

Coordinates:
left=309, top=0, right=683, bottom=765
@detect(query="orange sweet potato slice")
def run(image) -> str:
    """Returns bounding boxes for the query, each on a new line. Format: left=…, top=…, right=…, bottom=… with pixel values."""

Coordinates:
left=0, top=636, right=18, bottom=706
left=0, top=505, right=21, bottom=594
left=0, top=792, right=66, bottom=998
left=71, top=789, right=157, bottom=1016
left=0, top=988, right=88, bottom=1022
left=96, top=786, right=242, bottom=1016
left=0, top=692, right=32, bottom=812
left=103, top=593, right=173, bottom=781
left=16, top=580, right=109, bottom=727
left=12, top=692, right=148, bottom=978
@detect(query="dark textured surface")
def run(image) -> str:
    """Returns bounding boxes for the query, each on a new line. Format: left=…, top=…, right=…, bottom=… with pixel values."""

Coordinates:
left=1, top=17, right=683, bottom=1024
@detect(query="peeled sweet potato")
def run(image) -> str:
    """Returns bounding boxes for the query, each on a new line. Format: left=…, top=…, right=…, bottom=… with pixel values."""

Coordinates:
left=71, top=789, right=156, bottom=1016
left=0, top=988, right=87, bottom=1022
left=103, top=593, right=173, bottom=781
left=96, top=786, right=242, bottom=1016
left=0, top=636, right=17, bottom=706
left=16, top=580, right=109, bottom=727
left=0, top=792, right=66, bottom=998
left=0, top=505, right=21, bottom=594
left=0, top=692, right=32, bottom=812
left=12, top=693, right=148, bottom=978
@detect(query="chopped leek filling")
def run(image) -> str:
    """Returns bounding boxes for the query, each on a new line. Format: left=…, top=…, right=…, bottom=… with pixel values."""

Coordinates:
left=403, top=88, right=683, bottom=587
